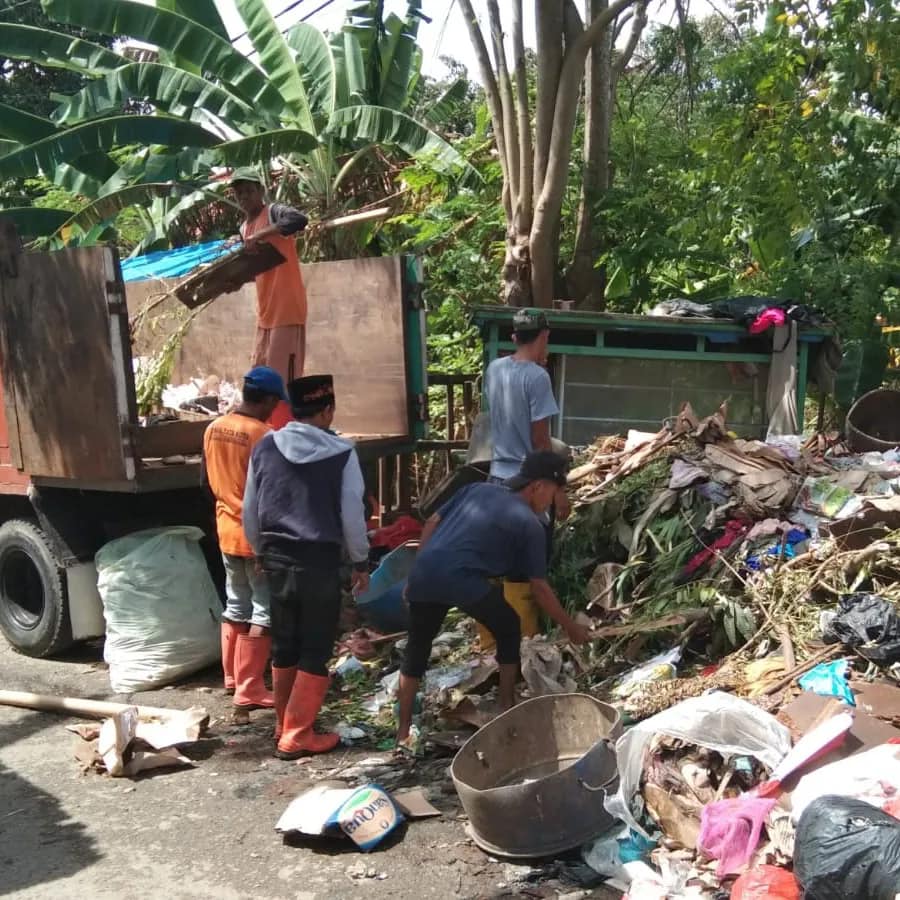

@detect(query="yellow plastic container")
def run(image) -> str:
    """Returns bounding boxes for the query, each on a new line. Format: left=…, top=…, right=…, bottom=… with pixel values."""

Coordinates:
left=477, top=580, right=541, bottom=652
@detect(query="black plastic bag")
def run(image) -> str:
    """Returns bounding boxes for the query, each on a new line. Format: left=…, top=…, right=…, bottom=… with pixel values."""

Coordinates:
left=794, top=796, right=900, bottom=900
left=822, top=593, right=900, bottom=664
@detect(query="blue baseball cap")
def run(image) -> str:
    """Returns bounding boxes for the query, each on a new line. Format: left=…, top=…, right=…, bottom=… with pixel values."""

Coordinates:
left=243, top=366, right=288, bottom=401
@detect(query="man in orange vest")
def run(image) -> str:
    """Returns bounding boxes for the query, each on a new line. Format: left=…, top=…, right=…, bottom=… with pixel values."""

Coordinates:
left=202, top=366, right=287, bottom=713
left=229, top=167, right=309, bottom=428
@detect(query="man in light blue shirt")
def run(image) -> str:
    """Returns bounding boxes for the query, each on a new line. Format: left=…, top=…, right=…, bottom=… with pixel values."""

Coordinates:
left=485, top=309, right=560, bottom=477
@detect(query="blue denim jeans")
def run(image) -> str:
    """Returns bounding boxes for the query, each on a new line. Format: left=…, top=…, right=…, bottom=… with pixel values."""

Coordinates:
left=222, top=553, right=271, bottom=628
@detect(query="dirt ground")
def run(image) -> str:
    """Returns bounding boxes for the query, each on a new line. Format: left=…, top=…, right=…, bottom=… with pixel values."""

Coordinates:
left=0, top=639, right=620, bottom=900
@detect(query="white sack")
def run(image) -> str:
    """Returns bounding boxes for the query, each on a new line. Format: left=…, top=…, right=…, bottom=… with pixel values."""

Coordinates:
left=96, top=526, right=221, bottom=692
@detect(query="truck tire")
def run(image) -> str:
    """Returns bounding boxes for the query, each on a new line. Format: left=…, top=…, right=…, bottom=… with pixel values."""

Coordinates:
left=0, top=519, right=73, bottom=657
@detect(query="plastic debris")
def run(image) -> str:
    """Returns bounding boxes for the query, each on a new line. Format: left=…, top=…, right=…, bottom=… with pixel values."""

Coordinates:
left=697, top=794, right=777, bottom=876
left=794, top=795, right=900, bottom=900
left=605, top=692, right=791, bottom=840
left=798, top=658, right=856, bottom=706
left=822, top=593, right=900, bottom=664
left=790, top=743, right=900, bottom=823
left=730, top=865, right=799, bottom=900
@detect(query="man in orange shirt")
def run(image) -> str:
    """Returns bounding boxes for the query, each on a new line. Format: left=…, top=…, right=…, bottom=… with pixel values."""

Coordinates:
left=229, top=168, right=309, bottom=429
left=202, top=366, right=287, bottom=713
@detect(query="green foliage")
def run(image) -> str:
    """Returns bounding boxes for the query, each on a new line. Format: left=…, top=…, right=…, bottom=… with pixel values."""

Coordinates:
left=0, top=0, right=476, bottom=257
left=385, top=123, right=503, bottom=375
left=595, top=2, right=899, bottom=338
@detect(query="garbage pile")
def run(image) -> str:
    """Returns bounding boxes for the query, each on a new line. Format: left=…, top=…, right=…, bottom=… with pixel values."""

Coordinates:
left=537, top=400, right=900, bottom=896
left=160, top=374, right=238, bottom=417
left=556, top=401, right=900, bottom=699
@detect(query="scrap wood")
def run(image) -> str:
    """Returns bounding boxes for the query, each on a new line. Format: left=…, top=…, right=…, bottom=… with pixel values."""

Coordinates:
left=761, top=645, right=842, bottom=696
left=0, top=689, right=209, bottom=734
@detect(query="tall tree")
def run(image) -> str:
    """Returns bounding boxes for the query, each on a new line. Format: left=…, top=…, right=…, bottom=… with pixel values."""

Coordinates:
left=458, top=0, right=649, bottom=307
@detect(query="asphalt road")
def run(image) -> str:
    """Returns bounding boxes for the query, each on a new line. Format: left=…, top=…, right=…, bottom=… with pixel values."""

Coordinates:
left=0, top=639, right=618, bottom=900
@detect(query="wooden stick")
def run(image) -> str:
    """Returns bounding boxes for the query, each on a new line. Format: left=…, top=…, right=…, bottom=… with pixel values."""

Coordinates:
left=368, top=631, right=407, bottom=646
left=575, top=608, right=708, bottom=643
left=761, top=645, right=841, bottom=697
left=778, top=625, right=796, bottom=672
left=320, top=207, right=391, bottom=230
left=0, top=689, right=205, bottom=724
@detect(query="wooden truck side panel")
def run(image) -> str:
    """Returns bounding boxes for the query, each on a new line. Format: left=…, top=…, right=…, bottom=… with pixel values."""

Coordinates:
left=0, top=231, right=131, bottom=483
left=129, top=254, right=417, bottom=442
left=0, top=371, right=28, bottom=495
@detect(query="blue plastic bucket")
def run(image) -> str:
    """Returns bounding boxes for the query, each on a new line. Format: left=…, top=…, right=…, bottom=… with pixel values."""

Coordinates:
left=355, top=544, right=415, bottom=632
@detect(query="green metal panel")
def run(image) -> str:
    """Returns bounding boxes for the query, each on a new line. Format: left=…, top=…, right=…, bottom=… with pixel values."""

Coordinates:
left=403, top=255, right=428, bottom=441
left=797, top=339, right=809, bottom=419
left=472, top=305, right=831, bottom=438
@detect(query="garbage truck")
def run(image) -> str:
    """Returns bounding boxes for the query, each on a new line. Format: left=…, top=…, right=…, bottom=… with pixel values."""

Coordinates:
left=0, top=222, right=426, bottom=657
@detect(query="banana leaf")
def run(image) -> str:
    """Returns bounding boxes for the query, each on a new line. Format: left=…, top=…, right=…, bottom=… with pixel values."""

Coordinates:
left=0, top=23, right=129, bottom=75
left=0, top=116, right=221, bottom=180
left=326, top=105, right=479, bottom=182
left=284, top=23, right=337, bottom=124
left=41, top=0, right=285, bottom=117
left=53, top=64, right=264, bottom=133
left=234, top=0, right=307, bottom=129
left=0, top=207, right=73, bottom=239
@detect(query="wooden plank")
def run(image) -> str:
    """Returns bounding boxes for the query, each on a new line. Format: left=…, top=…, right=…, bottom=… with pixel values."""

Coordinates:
left=131, top=420, right=211, bottom=461
left=0, top=235, right=128, bottom=482
left=174, top=243, right=284, bottom=309
left=129, top=255, right=412, bottom=441
left=304, top=256, right=409, bottom=437
left=445, top=385, right=456, bottom=441
left=462, top=381, right=474, bottom=438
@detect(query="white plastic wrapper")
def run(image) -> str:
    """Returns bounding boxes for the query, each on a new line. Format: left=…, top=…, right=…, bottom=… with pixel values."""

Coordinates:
left=790, top=743, right=900, bottom=822
left=604, top=691, right=792, bottom=837
left=96, top=526, right=221, bottom=692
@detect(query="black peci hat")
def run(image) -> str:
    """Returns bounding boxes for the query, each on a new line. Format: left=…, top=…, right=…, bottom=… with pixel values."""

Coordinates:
left=288, top=374, right=335, bottom=417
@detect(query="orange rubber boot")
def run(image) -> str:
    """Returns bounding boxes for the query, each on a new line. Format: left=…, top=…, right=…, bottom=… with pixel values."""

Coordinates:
left=272, top=666, right=297, bottom=743
left=275, top=671, right=339, bottom=759
left=220, top=621, right=247, bottom=694
left=233, top=633, right=275, bottom=710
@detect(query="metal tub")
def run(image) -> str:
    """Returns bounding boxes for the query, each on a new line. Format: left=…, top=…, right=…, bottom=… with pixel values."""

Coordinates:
left=450, top=693, right=622, bottom=858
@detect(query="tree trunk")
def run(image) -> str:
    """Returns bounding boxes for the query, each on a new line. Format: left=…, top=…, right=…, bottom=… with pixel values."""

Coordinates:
left=529, top=0, right=640, bottom=308
left=502, top=235, right=533, bottom=306
left=569, top=0, right=613, bottom=308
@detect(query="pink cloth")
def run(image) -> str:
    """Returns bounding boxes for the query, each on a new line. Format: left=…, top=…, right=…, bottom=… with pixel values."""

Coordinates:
left=698, top=795, right=777, bottom=876
left=749, top=308, right=786, bottom=333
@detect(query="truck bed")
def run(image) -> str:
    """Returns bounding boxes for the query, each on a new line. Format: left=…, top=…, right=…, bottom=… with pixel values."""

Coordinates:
left=0, top=223, right=425, bottom=495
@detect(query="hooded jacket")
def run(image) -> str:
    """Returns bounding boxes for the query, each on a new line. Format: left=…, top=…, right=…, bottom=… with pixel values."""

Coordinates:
left=242, top=422, right=368, bottom=568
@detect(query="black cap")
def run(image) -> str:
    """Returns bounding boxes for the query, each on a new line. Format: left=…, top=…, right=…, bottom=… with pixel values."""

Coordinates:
left=512, top=308, right=549, bottom=334
left=504, top=450, right=568, bottom=491
left=288, top=374, right=335, bottom=417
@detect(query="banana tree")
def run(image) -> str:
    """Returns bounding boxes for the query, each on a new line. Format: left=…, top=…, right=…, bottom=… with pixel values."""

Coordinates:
left=0, top=0, right=474, bottom=254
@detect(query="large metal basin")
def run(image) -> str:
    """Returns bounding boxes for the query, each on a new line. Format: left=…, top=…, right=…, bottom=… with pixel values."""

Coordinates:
left=450, top=693, right=622, bottom=858
left=846, top=388, right=900, bottom=452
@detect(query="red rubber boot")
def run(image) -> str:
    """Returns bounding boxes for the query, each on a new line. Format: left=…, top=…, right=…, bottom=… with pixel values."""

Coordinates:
left=233, top=633, right=275, bottom=710
left=220, top=620, right=247, bottom=694
left=275, top=672, right=339, bottom=759
left=272, top=666, right=297, bottom=743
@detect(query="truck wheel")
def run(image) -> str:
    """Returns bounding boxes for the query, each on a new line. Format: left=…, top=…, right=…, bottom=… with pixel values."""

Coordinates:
left=0, top=520, right=73, bottom=657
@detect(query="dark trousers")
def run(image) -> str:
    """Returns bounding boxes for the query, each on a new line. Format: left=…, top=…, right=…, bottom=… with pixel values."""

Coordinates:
left=401, top=584, right=521, bottom=679
left=265, top=562, right=341, bottom=675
